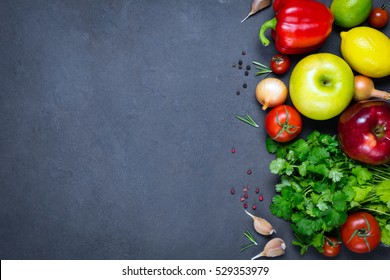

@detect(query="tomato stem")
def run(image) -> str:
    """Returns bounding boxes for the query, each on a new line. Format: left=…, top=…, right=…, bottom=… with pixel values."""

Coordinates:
left=272, top=106, right=300, bottom=140
left=346, top=214, right=375, bottom=252
left=324, top=236, right=340, bottom=247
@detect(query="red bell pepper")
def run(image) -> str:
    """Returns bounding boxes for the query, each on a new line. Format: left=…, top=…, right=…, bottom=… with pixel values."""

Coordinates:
left=259, top=0, right=334, bottom=54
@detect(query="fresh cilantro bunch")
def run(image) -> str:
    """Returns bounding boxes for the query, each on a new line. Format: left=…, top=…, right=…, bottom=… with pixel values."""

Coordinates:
left=266, top=131, right=390, bottom=254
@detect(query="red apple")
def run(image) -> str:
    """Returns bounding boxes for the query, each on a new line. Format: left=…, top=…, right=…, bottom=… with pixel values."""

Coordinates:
left=338, top=100, right=390, bottom=165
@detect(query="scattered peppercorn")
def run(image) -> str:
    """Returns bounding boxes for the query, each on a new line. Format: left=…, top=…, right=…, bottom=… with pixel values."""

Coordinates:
left=238, top=60, right=243, bottom=65
left=243, top=203, right=248, bottom=209
left=246, top=65, right=251, bottom=70
left=252, top=205, right=257, bottom=210
left=236, top=90, right=240, bottom=95
left=259, top=195, right=264, bottom=201
left=230, top=188, right=235, bottom=195
left=243, top=83, right=247, bottom=88
left=245, top=71, right=249, bottom=76
left=247, top=169, right=252, bottom=175
left=242, top=50, right=246, bottom=55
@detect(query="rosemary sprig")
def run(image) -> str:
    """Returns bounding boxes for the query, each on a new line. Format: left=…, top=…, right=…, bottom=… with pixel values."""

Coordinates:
left=236, top=115, right=259, bottom=128
left=241, top=230, right=258, bottom=252
left=252, top=61, right=272, bottom=78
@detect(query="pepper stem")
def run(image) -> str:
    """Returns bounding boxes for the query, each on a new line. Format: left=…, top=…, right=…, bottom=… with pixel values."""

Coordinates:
left=259, top=17, right=277, bottom=46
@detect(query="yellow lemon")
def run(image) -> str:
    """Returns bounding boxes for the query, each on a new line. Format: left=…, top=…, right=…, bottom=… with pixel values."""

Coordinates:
left=340, top=27, right=390, bottom=78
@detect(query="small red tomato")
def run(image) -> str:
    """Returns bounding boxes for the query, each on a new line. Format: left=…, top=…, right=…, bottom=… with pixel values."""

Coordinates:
left=340, top=212, right=381, bottom=254
left=270, top=54, right=291, bottom=75
left=265, top=105, right=302, bottom=142
left=323, top=236, right=341, bottom=257
left=369, top=6, right=389, bottom=29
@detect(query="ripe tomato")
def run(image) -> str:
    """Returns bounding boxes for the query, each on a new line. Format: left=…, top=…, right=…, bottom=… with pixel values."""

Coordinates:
left=323, top=236, right=341, bottom=257
left=369, top=6, right=389, bottom=29
left=340, top=212, right=381, bottom=253
left=270, top=54, right=291, bottom=75
left=264, top=105, right=302, bottom=142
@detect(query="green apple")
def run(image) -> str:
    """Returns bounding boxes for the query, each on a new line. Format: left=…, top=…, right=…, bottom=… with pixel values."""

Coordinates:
left=289, top=53, right=354, bottom=120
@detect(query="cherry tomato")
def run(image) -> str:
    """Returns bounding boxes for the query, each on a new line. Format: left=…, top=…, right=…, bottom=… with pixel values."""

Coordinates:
left=323, top=236, right=341, bottom=257
left=369, top=6, right=389, bottom=29
left=265, top=105, right=302, bottom=142
left=270, top=54, right=291, bottom=75
left=340, top=212, right=381, bottom=254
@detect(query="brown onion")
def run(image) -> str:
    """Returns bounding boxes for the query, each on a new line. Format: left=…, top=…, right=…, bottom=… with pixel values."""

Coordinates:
left=255, top=78, right=288, bottom=110
left=354, top=75, right=390, bottom=101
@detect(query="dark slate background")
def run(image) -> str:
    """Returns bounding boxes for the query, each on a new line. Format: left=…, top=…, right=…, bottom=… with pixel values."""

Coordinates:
left=0, top=0, right=389, bottom=260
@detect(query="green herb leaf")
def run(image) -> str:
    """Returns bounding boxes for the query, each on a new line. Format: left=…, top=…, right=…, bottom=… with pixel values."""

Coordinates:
left=266, top=137, right=279, bottom=154
left=332, top=191, right=348, bottom=212
left=270, top=195, right=292, bottom=220
left=295, top=217, right=323, bottom=236
left=352, top=186, right=373, bottom=203
left=352, top=166, right=372, bottom=184
left=236, top=115, right=259, bottom=128
left=267, top=131, right=390, bottom=254
left=376, top=180, right=390, bottom=203
left=275, top=178, right=291, bottom=192
left=270, top=158, right=287, bottom=174
left=328, top=168, right=343, bottom=182
left=307, top=147, right=330, bottom=164
left=241, top=230, right=258, bottom=252
left=292, top=139, right=311, bottom=161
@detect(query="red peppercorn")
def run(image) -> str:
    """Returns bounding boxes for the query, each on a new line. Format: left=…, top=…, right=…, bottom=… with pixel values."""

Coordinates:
left=259, top=195, right=264, bottom=201
left=255, top=188, right=260, bottom=194
left=252, top=205, right=257, bottom=210
left=243, top=203, right=248, bottom=209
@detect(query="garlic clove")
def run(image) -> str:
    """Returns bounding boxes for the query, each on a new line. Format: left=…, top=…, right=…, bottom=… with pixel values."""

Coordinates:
left=241, top=0, right=272, bottom=23
left=251, top=238, right=286, bottom=260
left=245, top=210, right=276, bottom=236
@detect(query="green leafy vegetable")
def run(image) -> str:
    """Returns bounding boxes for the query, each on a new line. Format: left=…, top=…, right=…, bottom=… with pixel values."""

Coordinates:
left=267, top=131, right=390, bottom=253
